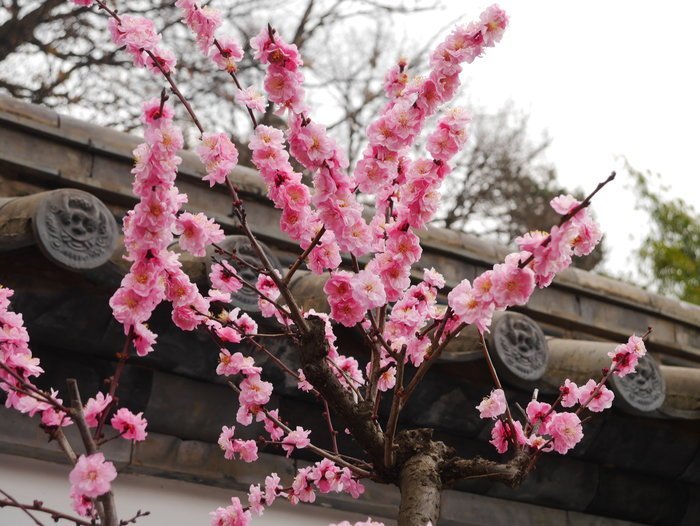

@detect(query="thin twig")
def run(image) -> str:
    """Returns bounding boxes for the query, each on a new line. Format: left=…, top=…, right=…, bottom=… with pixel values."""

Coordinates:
left=384, top=347, right=406, bottom=469
left=0, top=489, right=44, bottom=526
left=283, top=226, right=326, bottom=285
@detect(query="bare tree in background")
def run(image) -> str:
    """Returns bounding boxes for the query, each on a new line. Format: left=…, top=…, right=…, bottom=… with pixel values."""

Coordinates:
left=0, top=0, right=437, bottom=135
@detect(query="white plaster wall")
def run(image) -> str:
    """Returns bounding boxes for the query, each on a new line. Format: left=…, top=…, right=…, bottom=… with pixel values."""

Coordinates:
left=0, top=454, right=395, bottom=525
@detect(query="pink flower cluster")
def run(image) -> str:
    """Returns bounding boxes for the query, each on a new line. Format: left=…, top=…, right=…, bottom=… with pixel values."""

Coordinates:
left=173, top=211, right=225, bottom=256
left=380, top=269, right=443, bottom=367
left=210, top=496, right=251, bottom=526
left=251, top=29, right=371, bottom=257
left=306, top=311, right=365, bottom=391
left=515, top=194, right=602, bottom=288
left=476, top=389, right=507, bottom=419
left=449, top=194, right=602, bottom=334
left=249, top=125, right=341, bottom=272
left=608, top=334, right=647, bottom=377
left=111, top=407, right=148, bottom=441
left=482, top=332, right=634, bottom=456
left=196, top=132, right=240, bottom=187
left=111, top=99, right=218, bottom=347
left=68, top=453, right=117, bottom=516
left=105, top=14, right=176, bottom=75
left=175, top=0, right=221, bottom=53
left=355, top=6, right=507, bottom=209
left=175, top=0, right=264, bottom=122
left=487, top=387, right=609, bottom=455
left=211, top=459, right=365, bottom=524
left=0, top=287, right=71, bottom=428
left=217, top=425, right=258, bottom=462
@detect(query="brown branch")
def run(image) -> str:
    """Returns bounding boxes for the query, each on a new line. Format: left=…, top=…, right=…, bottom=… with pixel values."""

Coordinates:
left=384, top=347, right=406, bottom=468
left=225, top=178, right=310, bottom=333
left=119, top=510, right=151, bottom=525
left=299, top=316, right=385, bottom=472
left=400, top=320, right=465, bottom=405
left=0, top=490, right=95, bottom=526
left=95, top=327, right=134, bottom=441
left=518, top=172, right=616, bottom=269
left=226, top=381, right=369, bottom=477
left=441, top=449, right=531, bottom=488
left=51, top=428, right=78, bottom=465
left=0, top=489, right=44, bottom=526
left=67, top=379, right=118, bottom=526
left=283, top=226, right=326, bottom=285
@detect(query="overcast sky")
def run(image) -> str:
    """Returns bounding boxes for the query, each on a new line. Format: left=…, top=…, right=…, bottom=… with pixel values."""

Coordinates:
left=404, top=1, right=700, bottom=278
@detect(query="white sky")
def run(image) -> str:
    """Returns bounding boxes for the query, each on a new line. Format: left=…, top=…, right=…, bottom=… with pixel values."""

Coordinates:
left=405, top=1, right=700, bottom=277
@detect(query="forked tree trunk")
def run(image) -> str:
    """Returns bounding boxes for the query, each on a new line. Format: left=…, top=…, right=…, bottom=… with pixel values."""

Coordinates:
left=398, top=450, right=442, bottom=526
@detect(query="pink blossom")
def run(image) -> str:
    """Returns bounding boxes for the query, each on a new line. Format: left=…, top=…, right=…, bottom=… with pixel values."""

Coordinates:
left=108, top=16, right=160, bottom=66
left=211, top=37, right=244, bottom=73
left=281, top=426, right=311, bottom=457
left=297, top=369, right=314, bottom=392
left=144, top=46, right=177, bottom=75
left=559, top=379, right=579, bottom=408
left=490, top=262, right=535, bottom=308
left=263, top=410, right=285, bottom=441
left=351, top=270, right=387, bottom=310
left=377, top=363, right=396, bottom=392
left=447, top=279, right=495, bottom=333
left=166, top=270, right=200, bottom=307
left=110, top=407, right=148, bottom=441
left=176, top=0, right=221, bottom=53
left=489, top=419, right=526, bottom=454
left=577, top=379, right=614, bottom=412
left=230, top=309, right=258, bottom=335
left=383, top=58, right=408, bottom=98
left=247, top=484, right=264, bottom=515
left=141, top=97, right=175, bottom=126
left=217, top=425, right=258, bottom=462
left=311, top=458, right=343, bottom=493
left=216, top=326, right=242, bottom=344
left=237, top=440, right=259, bottom=462
left=480, top=4, right=509, bottom=47
left=290, top=467, right=315, bottom=504
left=548, top=411, right=583, bottom=454
left=84, top=392, right=113, bottom=427
left=264, top=473, right=282, bottom=505
left=235, top=86, right=266, bottom=113
left=68, top=453, right=117, bottom=498
left=476, top=388, right=507, bottom=419
left=239, top=374, right=273, bottom=407
left=217, top=350, right=261, bottom=377
left=526, top=435, right=550, bottom=451
left=109, top=286, right=158, bottom=327
left=196, top=132, right=239, bottom=187
left=209, top=496, right=251, bottom=526
left=174, top=212, right=225, bottom=257
left=69, top=488, right=93, bottom=517
left=132, top=322, right=157, bottom=356
left=422, top=268, right=445, bottom=289
left=210, top=261, right=243, bottom=294
left=526, top=400, right=553, bottom=434
left=207, top=289, right=231, bottom=304
left=608, top=334, right=647, bottom=377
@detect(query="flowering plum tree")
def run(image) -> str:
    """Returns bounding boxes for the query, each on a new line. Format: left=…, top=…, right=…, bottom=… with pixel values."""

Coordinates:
left=0, top=2, right=648, bottom=526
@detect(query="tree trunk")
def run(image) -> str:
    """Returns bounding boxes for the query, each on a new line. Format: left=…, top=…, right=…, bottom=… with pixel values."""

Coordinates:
left=398, top=450, right=442, bottom=526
